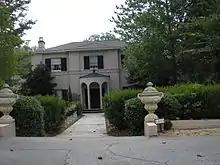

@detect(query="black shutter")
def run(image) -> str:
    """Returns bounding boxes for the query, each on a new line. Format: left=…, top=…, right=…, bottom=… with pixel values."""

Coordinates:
left=61, top=58, right=67, bottom=71
left=98, top=56, right=104, bottom=69
left=45, top=59, right=51, bottom=70
left=84, top=56, right=90, bottom=69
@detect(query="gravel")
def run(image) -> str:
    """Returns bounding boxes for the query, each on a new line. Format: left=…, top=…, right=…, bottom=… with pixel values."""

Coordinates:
left=161, top=128, right=220, bottom=136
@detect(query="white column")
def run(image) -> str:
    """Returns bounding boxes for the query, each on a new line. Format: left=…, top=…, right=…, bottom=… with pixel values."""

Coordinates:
left=80, top=84, right=84, bottom=108
left=99, top=83, right=103, bottom=109
left=107, top=81, right=110, bottom=94
left=87, top=84, right=91, bottom=110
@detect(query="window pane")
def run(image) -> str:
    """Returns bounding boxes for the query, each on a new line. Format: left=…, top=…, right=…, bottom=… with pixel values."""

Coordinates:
left=51, top=58, right=61, bottom=71
left=51, top=59, right=61, bottom=65
left=90, top=56, right=98, bottom=68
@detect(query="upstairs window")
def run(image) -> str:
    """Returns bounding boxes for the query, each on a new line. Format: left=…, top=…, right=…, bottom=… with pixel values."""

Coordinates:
left=90, top=56, right=98, bottom=68
left=84, top=55, right=103, bottom=70
left=51, top=58, right=61, bottom=72
left=45, top=58, right=67, bottom=72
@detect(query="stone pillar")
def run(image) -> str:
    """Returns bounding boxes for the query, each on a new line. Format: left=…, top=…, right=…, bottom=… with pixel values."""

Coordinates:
left=99, top=84, right=103, bottom=109
left=87, top=84, right=91, bottom=110
left=0, top=84, right=18, bottom=137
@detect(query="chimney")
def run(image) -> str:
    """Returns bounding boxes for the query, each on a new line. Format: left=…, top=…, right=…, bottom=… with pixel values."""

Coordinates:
left=38, top=37, right=45, bottom=51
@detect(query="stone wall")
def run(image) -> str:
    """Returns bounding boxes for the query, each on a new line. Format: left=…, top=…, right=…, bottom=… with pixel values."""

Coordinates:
left=62, top=111, right=79, bottom=130
left=171, top=119, right=220, bottom=130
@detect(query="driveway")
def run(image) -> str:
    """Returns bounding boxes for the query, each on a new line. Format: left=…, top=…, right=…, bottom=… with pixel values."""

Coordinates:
left=58, top=113, right=107, bottom=138
left=0, top=136, right=219, bottom=165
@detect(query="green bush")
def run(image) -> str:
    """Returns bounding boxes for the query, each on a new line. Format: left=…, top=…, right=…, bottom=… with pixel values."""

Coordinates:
left=35, top=95, right=66, bottom=135
left=124, top=98, right=147, bottom=135
left=124, top=95, right=179, bottom=135
left=64, top=102, right=77, bottom=117
left=105, top=84, right=220, bottom=135
left=158, top=94, right=182, bottom=120
left=158, top=83, right=204, bottom=95
left=75, top=102, right=83, bottom=117
left=103, top=89, right=141, bottom=130
left=11, top=96, right=45, bottom=137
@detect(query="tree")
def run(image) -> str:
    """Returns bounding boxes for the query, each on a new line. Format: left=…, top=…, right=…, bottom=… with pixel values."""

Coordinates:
left=179, top=0, right=220, bottom=83
left=0, top=0, right=34, bottom=82
left=85, top=32, right=118, bottom=41
left=112, top=0, right=220, bottom=86
left=22, top=64, right=57, bottom=96
left=112, top=0, right=188, bottom=85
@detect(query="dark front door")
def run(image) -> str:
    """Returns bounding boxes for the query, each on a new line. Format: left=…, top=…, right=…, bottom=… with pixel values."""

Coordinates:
left=90, top=88, right=100, bottom=109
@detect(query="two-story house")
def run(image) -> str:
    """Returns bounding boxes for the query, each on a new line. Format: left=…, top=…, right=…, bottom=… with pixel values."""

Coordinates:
left=32, top=37, right=127, bottom=111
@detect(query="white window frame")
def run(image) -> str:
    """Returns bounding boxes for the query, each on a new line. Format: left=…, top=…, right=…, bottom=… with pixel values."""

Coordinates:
left=51, top=58, right=61, bottom=72
left=89, top=56, right=98, bottom=69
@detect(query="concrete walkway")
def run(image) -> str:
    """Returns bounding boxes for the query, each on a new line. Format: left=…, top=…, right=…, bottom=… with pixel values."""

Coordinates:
left=58, top=113, right=107, bottom=138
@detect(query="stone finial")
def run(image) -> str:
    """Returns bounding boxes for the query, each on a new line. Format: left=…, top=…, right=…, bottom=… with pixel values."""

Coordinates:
left=147, top=82, right=153, bottom=87
left=0, top=84, right=17, bottom=121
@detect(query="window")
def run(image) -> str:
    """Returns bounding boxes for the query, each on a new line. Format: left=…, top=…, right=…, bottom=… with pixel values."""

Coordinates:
left=54, top=89, right=68, bottom=101
left=90, top=56, right=98, bottom=68
left=62, top=89, right=68, bottom=101
left=45, top=58, right=67, bottom=72
left=51, top=59, right=61, bottom=72
left=84, top=55, right=104, bottom=70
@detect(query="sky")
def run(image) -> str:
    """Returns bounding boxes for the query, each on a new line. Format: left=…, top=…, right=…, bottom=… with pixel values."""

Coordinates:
left=23, top=0, right=125, bottom=48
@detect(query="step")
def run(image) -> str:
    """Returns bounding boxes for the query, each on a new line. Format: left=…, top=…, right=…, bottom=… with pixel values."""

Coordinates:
left=83, top=109, right=104, bottom=113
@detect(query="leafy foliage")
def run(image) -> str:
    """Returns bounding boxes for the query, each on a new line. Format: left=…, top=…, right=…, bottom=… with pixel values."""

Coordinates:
left=103, top=89, right=141, bottom=130
left=0, top=0, right=34, bottom=81
left=11, top=96, right=45, bottom=137
left=112, top=0, right=220, bottom=86
left=35, top=95, right=67, bottom=135
left=104, top=84, right=220, bottom=135
left=85, top=32, right=118, bottom=41
left=21, top=64, right=57, bottom=96
left=124, top=98, right=147, bottom=135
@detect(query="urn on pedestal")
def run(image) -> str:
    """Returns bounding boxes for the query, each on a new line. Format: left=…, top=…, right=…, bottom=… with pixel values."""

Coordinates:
left=0, top=84, right=18, bottom=137
left=137, top=82, right=164, bottom=137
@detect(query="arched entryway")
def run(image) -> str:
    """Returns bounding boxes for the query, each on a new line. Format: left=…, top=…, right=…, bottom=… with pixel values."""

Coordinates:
left=80, top=81, right=109, bottom=110
left=90, top=82, right=100, bottom=109
left=80, top=70, right=110, bottom=110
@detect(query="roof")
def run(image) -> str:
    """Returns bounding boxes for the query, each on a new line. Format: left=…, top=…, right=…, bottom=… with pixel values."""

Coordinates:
left=37, top=40, right=126, bottom=54
left=80, top=70, right=110, bottom=79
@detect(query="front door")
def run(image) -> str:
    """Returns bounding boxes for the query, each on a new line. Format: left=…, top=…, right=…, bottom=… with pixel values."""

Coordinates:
left=90, top=88, right=100, bottom=109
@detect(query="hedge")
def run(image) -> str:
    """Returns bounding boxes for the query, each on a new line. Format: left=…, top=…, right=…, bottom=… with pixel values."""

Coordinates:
left=35, top=95, right=67, bottom=135
left=104, top=84, right=220, bottom=134
left=103, top=89, right=141, bottom=130
left=124, top=95, right=180, bottom=135
left=11, top=96, right=45, bottom=137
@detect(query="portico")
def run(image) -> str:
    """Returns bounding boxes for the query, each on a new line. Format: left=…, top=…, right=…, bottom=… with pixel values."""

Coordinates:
left=80, top=70, right=110, bottom=110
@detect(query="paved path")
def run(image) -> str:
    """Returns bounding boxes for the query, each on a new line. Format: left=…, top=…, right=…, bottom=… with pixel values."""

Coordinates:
left=58, top=113, right=107, bottom=138
left=0, top=136, right=220, bottom=165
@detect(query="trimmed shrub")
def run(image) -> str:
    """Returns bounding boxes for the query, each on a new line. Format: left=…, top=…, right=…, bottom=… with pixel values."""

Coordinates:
left=158, top=94, right=182, bottom=120
left=124, top=98, right=147, bottom=135
left=124, top=95, right=179, bottom=135
left=11, top=96, right=45, bottom=137
left=158, top=83, right=204, bottom=95
left=103, top=89, right=141, bottom=130
left=105, top=84, right=220, bottom=135
left=35, top=95, right=66, bottom=135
